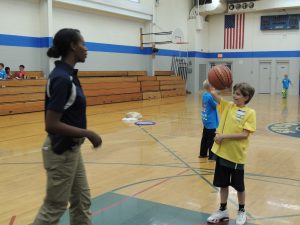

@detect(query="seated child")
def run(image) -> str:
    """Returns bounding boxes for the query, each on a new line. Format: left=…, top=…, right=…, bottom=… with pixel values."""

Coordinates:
left=0, top=63, right=7, bottom=79
left=5, top=67, right=13, bottom=79
left=15, top=65, right=27, bottom=79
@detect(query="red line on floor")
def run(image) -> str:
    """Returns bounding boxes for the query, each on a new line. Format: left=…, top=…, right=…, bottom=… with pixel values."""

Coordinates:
left=92, top=168, right=190, bottom=216
left=132, top=168, right=190, bottom=197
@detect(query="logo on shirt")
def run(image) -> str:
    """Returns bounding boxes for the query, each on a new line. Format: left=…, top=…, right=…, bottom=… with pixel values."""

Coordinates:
left=202, top=101, right=208, bottom=121
left=236, top=109, right=246, bottom=122
left=267, top=122, right=300, bottom=138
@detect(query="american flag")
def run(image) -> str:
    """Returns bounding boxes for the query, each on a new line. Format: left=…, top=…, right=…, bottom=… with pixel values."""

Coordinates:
left=224, top=14, right=245, bottom=49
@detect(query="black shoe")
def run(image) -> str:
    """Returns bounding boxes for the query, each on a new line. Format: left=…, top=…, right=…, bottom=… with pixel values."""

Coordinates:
left=198, top=155, right=208, bottom=158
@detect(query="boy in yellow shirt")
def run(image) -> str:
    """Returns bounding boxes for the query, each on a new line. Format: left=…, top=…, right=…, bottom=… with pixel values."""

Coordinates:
left=207, top=83, right=256, bottom=225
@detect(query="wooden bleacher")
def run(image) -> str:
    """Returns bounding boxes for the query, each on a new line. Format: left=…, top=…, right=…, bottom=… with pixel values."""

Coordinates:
left=0, top=71, right=186, bottom=116
left=0, top=79, right=46, bottom=115
left=81, top=76, right=142, bottom=105
left=26, top=71, right=44, bottom=79
left=78, top=71, right=146, bottom=77
left=78, top=71, right=128, bottom=77
left=9, top=71, right=44, bottom=79
left=155, top=71, right=175, bottom=76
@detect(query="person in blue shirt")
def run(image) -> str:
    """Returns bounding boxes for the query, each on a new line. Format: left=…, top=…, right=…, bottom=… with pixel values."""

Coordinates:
left=199, top=80, right=219, bottom=159
left=282, top=74, right=292, bottom=98
left=0, top=63, right=7, bottom=79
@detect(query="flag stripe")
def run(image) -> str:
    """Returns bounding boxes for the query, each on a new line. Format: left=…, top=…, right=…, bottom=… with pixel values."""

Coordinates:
left=241, top=14, right=244, bottom=48
left=231, top=28, right=233, bottom=49
left=232, top=28, right=234, bottom=49
left=224, top=26, right=226, bottom=49
left=235, top=15, right=238, bottom=49
left=238, top=14, right=241, bottom=49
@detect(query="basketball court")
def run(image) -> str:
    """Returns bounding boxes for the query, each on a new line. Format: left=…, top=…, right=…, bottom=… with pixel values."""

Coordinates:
left=1, top=94, right=299, bottom=225
left=1, top=1, right=300, bottom=225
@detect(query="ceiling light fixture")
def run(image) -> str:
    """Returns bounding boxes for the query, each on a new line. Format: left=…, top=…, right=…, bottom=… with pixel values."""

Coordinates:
left=228, top=4, right=234, bottom=10
left=249, top=2, right=254, bottom=8
left=242, top=2, right=248, bottom=9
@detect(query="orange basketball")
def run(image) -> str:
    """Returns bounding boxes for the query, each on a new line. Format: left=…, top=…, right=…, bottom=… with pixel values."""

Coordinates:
left=208, top=65, right=233, bottom=90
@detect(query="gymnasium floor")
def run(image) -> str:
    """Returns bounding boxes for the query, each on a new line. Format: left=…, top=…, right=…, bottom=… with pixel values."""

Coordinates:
left=0, top=94, right=299, bottom=225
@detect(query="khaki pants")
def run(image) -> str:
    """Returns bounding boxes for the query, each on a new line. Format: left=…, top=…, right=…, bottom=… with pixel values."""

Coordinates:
left=33, top=137, right=92, bottom=225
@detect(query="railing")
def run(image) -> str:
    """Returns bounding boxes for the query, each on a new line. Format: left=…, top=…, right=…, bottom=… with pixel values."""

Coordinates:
left=171, top=56, right=188, bottom=81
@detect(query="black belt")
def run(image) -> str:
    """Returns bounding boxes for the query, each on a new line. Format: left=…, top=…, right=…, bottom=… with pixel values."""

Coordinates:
left=72, top=137, right=85, bottom=145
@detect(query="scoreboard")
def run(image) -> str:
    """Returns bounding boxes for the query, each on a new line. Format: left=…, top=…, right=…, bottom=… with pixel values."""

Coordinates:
left=261, top=14, right=299, bottom=30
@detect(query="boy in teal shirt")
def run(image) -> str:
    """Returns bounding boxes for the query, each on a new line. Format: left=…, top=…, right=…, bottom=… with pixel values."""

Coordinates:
left=0, top=63, right=7, bottom=79
left=199, top=80, right=219, bottom=159
left=282, top=74, right=292, bottom=98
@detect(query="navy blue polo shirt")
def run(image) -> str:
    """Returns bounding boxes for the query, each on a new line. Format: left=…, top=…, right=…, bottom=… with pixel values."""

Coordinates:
left=45, top=61, right=87, bottom=130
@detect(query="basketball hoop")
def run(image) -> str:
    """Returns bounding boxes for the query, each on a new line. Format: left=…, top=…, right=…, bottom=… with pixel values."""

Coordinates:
left=171, top=28, right=184, bottom=44
left=175, top=41, right=189, bottom=55
left=140, top=27, right=188, bottom=48
left=140, top=28, right=172, bottom=49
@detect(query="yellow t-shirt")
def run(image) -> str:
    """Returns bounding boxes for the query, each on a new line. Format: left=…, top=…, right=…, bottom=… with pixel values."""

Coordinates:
left=212, top=98, right=256, bottom=164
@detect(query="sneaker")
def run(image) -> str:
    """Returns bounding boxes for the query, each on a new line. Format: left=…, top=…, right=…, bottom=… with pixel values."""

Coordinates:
left=236, top=210, right=247, bottom=225
left=207, top=209, right=229, bottom=224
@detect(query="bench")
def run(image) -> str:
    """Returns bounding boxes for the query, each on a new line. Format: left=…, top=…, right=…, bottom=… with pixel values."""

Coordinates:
left=78, top=71, right=147, bottom=77
left=0, top=71, right=186, bottom=116
left=155, top=71, right=175, bottom=76
left=9, top=71, right=44, bottom=79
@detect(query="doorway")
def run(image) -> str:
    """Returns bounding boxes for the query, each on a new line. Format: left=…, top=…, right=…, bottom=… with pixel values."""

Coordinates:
left=199, top=64, right=206, bottom=91
left=258, top=62, right=271, bottom=94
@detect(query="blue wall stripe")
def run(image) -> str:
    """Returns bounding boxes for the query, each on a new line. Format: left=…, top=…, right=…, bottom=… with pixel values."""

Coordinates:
left=0, top=33, right=300, bottom=58
left=188, top=51, right=210, bottom=58
left=0, top=34, right=51, bottom=48
left=40, top=37, right=53, bottom=48
left=86, top=42, right=151, bottom=55
left=156, top=49, right=186, bottom=57
left=206, top=51, right=300, bottom=58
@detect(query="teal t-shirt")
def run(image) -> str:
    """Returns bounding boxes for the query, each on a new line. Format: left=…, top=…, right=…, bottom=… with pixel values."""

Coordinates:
left=201, top=92, right=219, bottom=129
left=0, top=69, right=6, bottom=79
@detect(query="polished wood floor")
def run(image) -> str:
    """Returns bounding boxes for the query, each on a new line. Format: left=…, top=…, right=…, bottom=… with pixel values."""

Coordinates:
left=0, top=94, right=299, bottom=225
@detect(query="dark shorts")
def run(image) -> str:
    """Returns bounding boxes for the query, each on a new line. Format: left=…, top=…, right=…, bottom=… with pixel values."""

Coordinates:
left=213, top=159, right=245, bottom=192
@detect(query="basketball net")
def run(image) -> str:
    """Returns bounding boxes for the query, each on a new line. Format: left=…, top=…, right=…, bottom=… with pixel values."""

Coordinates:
left=175, top=37, right=189, bottom=58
